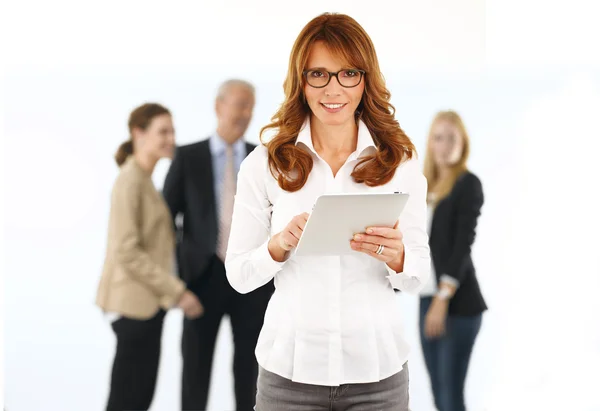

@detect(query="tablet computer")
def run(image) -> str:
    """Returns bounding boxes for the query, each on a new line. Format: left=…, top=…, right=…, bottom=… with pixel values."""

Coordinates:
left=294, top=192, right=410, bottom=257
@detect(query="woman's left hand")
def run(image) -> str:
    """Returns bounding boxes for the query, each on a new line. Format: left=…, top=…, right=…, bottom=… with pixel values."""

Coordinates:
left=350, top=220, right=404, bottom=265
left=424, top=299, right=449, bottom=339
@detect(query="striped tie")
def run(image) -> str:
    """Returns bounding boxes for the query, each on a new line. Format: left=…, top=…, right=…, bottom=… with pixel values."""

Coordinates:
left=217, top=144, right=236, bottom=261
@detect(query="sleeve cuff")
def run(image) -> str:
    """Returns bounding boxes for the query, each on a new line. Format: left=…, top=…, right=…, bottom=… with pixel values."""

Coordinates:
left=251, top=239, right=287, bottom=280
left=386, top=268, right=420, bottom=291
left=385, top=247, right=427, bottom=292
left=440, top=274, right=460, bottom=288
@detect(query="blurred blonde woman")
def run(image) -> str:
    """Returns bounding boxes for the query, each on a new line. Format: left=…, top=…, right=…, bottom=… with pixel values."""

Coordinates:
left=96, top=103, right=203, bottom=411
left=419, top=110, right=487, bottom=411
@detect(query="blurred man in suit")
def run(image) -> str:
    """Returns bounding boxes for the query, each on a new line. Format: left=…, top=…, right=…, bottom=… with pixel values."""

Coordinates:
left=163, top=79, right=273, bottom=411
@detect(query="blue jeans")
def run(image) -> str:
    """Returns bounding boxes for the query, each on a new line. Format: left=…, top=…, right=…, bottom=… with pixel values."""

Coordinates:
left=419, top=297, right=482, bottom=411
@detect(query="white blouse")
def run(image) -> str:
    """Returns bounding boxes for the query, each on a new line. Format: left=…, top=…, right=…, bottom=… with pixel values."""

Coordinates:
left=225, top=119, right=431, bottom=386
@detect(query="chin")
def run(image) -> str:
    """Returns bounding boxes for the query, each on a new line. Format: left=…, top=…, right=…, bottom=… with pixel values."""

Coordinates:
left=314, top=112, right=355, bottom=127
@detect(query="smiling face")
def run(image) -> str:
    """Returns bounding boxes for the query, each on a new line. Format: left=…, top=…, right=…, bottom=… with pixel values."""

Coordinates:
left=132, top=113, right=176, bottom=161
left=303, top=41, right=365, bottom=128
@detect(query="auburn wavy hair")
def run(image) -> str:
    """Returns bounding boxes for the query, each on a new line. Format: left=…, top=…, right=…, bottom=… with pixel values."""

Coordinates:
left=423, top=110, right=471, bottom=205
left=260, top=13, right=415, bottom=192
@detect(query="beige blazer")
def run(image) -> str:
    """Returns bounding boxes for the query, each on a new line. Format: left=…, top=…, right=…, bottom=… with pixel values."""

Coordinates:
left=96, top=156, right=186, bottom=320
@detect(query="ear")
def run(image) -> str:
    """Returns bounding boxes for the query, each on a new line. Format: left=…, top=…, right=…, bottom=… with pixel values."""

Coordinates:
left=131, top=127, right=146, bottom=147
left=131, top=127, right=142, bottom=141
left=215, top=98, right=221, bottom=117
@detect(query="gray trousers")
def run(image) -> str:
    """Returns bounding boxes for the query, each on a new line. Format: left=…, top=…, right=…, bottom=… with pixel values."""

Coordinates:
left=255, top=363, right=410, bottom=411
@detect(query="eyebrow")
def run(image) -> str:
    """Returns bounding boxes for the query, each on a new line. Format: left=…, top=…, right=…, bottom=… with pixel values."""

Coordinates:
left=305, top=66, right=354, bottom=71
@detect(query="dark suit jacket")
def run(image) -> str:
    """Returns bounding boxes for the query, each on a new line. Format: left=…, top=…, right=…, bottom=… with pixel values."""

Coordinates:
left=162, top=139, right=256, bottom=286
left=429, top=171, right=487, bottom=316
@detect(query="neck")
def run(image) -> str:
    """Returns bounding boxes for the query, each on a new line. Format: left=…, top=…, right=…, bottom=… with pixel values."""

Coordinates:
left=437, top=166, right=452, bottom=180
left=310, top=116, right=358, bottom=156
left=133, top=152, right=158, bottom=175
left=216, top=127, right=241, bottom=145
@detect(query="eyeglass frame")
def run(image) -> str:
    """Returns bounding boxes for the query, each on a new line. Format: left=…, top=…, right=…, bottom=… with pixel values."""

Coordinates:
left=302, top=68, right=366, bottom=89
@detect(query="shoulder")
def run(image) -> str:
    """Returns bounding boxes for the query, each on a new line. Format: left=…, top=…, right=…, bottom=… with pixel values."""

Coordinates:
left=385, top=157, right=426, bottom=196
left=237, top=145, right=275, bottom=198
left=456, top=171, right=482, bottom=192
left=240, top=144, right=269, bottom=173
left=176, top=139, right=209, bottom=156
left=396, top=156, right=421, bottom=173
left=113, top=164, right=143, bottom=199
left=394, top=156, right=425, bottom=184
left=452, top=171, right=484, bottom=206
left=170, top=140, right=210, bottom=169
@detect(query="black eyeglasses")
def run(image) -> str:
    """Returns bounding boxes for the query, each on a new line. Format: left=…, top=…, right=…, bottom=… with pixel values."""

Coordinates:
left=303, top=68, right=366, bottom=88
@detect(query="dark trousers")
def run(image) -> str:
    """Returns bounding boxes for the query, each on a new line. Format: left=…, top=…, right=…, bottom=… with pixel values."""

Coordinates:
left=106, top=309, right=166, bottom=411
left=419, top=297, right=482, bottom=411
left=182, top=256, right=272, bottom=411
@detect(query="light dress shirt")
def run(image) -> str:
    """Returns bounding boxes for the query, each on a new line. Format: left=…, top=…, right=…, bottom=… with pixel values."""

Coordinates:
left=225, top=118, right=431, bottom=386
left=209, top=132, right=247, bottom=213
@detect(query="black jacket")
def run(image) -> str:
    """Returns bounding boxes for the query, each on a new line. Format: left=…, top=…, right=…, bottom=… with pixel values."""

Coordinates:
left=429, top=171, right=487, bottom=316
left=162, top=139, right=256, bottom=286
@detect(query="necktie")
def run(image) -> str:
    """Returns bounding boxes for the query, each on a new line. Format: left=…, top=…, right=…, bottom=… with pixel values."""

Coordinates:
left=217, top=144, right=236, bottom=261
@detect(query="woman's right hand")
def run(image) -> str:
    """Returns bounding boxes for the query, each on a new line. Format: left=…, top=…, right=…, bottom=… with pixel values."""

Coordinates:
left=177, top=290, right=204, bottom=319
left=268, top=212, right=309, bottom=262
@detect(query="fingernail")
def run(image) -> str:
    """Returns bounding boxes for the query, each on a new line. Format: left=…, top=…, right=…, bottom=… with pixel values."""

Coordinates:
left=354, top=234, right=362, bottom=240
left=366, top=228, right=373, bottom=234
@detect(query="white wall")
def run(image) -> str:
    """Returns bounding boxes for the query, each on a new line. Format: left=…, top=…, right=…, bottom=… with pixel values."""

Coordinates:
left=2, top=1, right=599, bottom=410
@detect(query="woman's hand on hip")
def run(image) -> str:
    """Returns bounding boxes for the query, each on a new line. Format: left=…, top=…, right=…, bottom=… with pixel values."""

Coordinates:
left=350, top=220, right=405, bottom=266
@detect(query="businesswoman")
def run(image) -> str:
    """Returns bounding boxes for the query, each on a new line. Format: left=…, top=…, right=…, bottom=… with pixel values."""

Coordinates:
left=225, top=13, right=430, bottom=410
left=419, top=110, right=487, bottom=411
left=96, top=103, right=203, bottom=411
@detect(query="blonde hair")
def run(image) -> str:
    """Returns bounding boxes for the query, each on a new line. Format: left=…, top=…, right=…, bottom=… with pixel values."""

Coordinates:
left=423, top=110, right=470, bottom=205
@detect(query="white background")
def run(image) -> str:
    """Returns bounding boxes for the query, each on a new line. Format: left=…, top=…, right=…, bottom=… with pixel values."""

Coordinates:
left=2, top=0, right=600, bottom=410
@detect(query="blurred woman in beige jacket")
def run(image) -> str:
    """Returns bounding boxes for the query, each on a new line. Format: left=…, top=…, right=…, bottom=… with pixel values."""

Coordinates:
left=96, top=103, right=202, bottom=411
